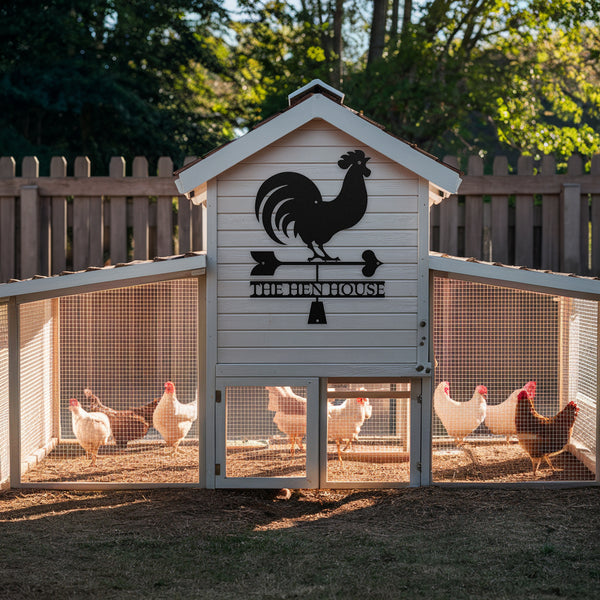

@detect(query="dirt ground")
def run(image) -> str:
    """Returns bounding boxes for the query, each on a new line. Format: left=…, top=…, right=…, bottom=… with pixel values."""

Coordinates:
left=19, top=438, right=594, bottom=484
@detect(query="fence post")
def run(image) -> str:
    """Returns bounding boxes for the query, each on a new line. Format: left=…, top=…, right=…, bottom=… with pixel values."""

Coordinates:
left=50, top=156, right=67, bottom=275
left=157, top=157, right=174, bottom=257
left=0, top=156, right=16, bottom=282
left=541, top=155, right=559, bottom=271
left=20, top=157, right=39, bottom=279
left=439, top=155, right=459, bottom=256
left=591, top=155, right=600, bottom=276
left=491, top=156, right=509, bottom=263
left=132, top=156, right=149, bottom=260
left=109, top=157, right=127, bottom=265
left=515, top=155, right=534, bottom=268
left=465, top=155, right=484, bottom=259
left=561, top=183, right=582, bottom=273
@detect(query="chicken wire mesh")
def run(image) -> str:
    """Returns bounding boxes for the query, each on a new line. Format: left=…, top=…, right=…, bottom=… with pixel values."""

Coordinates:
left=563, top=298, right=597, bottom=472
left=0, top=304, right=8, bottom=487
left=225, top=385, right=308, bottom=478
left=19, top=300, right=56, bottom=477
left=326, top=381, right=411, bottom=483
left=20, top=278, right=199, bottom=485
left=432, top=276, right=597, bottom=483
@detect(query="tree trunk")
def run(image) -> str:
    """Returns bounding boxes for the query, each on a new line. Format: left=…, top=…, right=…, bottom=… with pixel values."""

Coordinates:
left=331, top=0, right=343, bottom=86
left=367, top=0, right=388, bottom=67
left=390, top=0, right=400, bottom=40
left=402, top=0, right=412, bottom=38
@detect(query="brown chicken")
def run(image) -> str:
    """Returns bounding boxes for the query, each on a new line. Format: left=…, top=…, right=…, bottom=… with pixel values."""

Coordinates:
left=515, top=390, right=579, bottom=475
left=84, top=388, right=158, bottom=448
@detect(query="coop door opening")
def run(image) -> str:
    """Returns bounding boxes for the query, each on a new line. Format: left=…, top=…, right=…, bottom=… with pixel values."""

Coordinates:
left=216, top=379, right=318, bottom=488
left=325, top=379, right=412, bottom=485
left=19, top=279, right=200, bottom=486
left=432, top=276, right=597, bottom=484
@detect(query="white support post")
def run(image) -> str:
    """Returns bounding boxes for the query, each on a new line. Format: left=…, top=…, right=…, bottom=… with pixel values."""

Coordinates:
left=7, top=297, right=20, bottom=487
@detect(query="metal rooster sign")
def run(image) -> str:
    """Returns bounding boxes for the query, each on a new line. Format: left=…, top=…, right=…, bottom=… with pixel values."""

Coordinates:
left=251, top=149, right=384, bottom=324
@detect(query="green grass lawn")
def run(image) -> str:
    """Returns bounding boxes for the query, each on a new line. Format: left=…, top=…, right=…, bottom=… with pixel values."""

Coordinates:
left=1, top=487, right=599, bottom=599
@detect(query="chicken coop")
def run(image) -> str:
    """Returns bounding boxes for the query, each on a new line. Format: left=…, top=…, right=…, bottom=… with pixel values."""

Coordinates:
left=1, top=80, right=598, bottom=490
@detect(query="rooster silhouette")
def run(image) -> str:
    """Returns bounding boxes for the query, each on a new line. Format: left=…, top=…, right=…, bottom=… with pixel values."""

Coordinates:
left=255, top=149, right=371, bottom=261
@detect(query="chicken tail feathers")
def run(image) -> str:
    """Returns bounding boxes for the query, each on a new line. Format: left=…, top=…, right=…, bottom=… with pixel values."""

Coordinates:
left=255, top=172, right=322, bottom=245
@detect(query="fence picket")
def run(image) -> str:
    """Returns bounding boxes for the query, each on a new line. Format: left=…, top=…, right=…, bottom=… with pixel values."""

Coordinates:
left=541, top=155, right=560, bottom=271
left=491, top=156, right=509, bottom=264
left=0, top=157, right=16, bottom=282
left=465, top=155, right=484, bottom=259
left=439, top=155, right=459, bottom=256
left=157, top=157, right=174, bottom=257
left=50, top=157, right=67, bottom=274
left=109, top=157, right=127, bottom=266
left=132, top=157, right=149, bottom=261
left=515, top=155, right=534, bottom=267
left=72, top=157, right=91, bottom=271
left=591, top=156, right=600, bottom=276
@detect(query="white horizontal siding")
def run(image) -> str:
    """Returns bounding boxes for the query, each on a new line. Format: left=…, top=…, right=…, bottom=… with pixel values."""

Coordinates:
left=217, top=347, right=417, bottom=364
left=218, top=212, right=419, bottom=231
left=218, top=313, right=417, bottom=331
left=218, top=195, right=419, bottom=214
left=219, top=329, right=415, bottom=348
left=215, top=121, right=423, bottom=369
left=217, top=297, right=418, bottom=315
left=218, top=230, right=417, bottom=248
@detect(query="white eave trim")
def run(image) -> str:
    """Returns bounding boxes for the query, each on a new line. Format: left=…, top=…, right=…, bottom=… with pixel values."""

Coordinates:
left=174, top=94, right=462, bottom=197
left=0, top=254, right=206, bottom=302
left=430, top=253, right=600, bottom=300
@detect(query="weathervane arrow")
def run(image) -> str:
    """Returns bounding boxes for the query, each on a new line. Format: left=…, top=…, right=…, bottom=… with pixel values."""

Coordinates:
left=251, top=250, right=383, bottom=277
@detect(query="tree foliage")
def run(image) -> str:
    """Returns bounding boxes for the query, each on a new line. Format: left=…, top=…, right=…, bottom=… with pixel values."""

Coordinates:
left=2, top=0, right=600, bottom=171
left=0, top=0, right=238, bottom=172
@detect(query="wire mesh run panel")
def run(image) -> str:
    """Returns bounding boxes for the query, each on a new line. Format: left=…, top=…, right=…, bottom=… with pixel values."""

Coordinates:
left=0, top=303, right=8, bottom=487
left=20, top=278, right=199, bottom=485
left=432, top=277, right=597, bottom=483
left=326, top=381, right=411, bottom=484
left=225, top=385, right=308, bottom=478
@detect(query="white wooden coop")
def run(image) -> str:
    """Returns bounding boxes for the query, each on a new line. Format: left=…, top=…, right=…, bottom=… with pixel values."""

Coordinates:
left=0, top=80, right=598, bottom=489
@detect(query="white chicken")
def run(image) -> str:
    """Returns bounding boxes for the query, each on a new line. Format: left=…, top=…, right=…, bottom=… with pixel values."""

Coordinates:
left=327, top=392, right=372, bottom=462
left=69, top=398, right=112, bottom=466
left=266, top=386, right=307, bottom=455
left=434, top=381, right=487, bottom=446
left=485, top=380, right=536, bottom=443
left=153, top=381, right=198, bottom=454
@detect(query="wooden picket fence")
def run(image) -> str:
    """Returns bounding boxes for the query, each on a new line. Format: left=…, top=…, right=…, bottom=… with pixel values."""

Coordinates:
left=0, top=152, right=599, bottom=284
left=431, top=154, right=600, bottom=276
left=0, top=155, right=202, bottom=283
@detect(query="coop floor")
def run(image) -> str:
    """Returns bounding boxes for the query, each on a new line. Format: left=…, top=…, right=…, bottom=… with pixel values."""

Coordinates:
left=19, top=440, right=594, bottom=485
left=21, top=440, right=199, bottom=484
left=432, top=442, right=595, bottom=483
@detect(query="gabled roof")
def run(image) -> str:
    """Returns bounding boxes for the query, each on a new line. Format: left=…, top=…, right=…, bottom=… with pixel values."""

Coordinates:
left=174, top=80, right=462, bottom=200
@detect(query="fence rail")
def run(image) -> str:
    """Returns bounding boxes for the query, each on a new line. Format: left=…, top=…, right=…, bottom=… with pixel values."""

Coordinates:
left=1, top=153, right=599, bottom=284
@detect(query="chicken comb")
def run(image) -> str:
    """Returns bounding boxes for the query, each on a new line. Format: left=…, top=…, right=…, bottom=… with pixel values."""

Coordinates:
left=476, top=385, right=487, bottom=395
left=164, top=381, right=175, bottom=392
left=69, top=398, right=79, bottom=406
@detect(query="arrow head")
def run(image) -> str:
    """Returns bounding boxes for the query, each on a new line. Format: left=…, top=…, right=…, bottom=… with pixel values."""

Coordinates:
left=361, top=250, right=383, bottom=277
